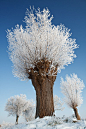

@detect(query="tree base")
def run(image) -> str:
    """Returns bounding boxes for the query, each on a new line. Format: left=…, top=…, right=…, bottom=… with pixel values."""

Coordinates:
left=73, top=107, right=81, bottom=120
left=16, top=115, right=19, bottom=124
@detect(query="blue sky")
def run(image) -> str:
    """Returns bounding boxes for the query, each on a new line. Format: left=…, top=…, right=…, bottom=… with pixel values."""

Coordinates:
left=0, top=0, right=86, bottom=124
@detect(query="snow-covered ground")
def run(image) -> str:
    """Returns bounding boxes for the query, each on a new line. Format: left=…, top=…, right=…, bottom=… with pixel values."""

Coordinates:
left=1, top=116, right=86, bottom=129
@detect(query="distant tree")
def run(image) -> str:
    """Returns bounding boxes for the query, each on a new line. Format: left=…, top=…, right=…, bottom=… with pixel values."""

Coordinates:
left=5, top=94, right=28, bottom=124
left=23, top=100, right=35, bottom=122
left=7, top=7, right=78, bottom=118
left=54, top=95, right=64, bottom=112
left=60, top=73, right=85, bottom=120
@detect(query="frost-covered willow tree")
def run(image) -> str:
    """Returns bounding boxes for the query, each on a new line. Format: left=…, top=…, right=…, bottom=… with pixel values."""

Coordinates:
left=5, top=94, right=28, bottom=124
left=23, top=100, right=35, bottom=122
left=60, top=74, right=85, bottom=120
left=7, top=7, right=78, bottom=118
left=54, top=95, right=64, bottom=112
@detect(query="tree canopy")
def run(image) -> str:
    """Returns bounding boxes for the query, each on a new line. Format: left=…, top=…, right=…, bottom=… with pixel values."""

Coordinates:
left=54, top=95, right=64, bottom=111
left=60, top=73, right=85, bottom=108
left=7, top=7, right=78, bottom=81
left=5, top=94, right=28, bottom=117
left=23, top=100, right=35, bottom=121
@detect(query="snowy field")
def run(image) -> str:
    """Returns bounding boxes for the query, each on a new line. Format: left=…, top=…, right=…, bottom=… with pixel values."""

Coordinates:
left=1, top=116, right=86, bottom=129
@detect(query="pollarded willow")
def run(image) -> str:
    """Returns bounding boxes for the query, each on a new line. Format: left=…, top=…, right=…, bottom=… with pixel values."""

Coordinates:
left=7, top=7, right=78, bottom=118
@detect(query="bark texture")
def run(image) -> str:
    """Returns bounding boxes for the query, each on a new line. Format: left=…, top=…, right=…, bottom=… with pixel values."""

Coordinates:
left=73, top=107, right=81, bottom=120
left=27, top=59, right=57, bottom=118
left=16, top=115, right=19, bottom=124
left=34, top=76, right=55, bottom=118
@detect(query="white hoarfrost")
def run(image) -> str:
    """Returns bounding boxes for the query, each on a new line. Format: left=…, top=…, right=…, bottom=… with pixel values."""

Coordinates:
left=54, top=95, right=64, bottom=111
left=5, top=94, right=28, bottom=117
left=60, top=73, right=85, bottom=108
left=23, top=100, right=35, bottom=122
left=5, top=94, right=35, bottom=122
left=7, top=7, right=78, bottom=80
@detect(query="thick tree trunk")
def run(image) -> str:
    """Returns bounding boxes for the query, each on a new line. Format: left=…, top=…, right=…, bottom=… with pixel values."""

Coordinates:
left=73, top=107, right=81, bottom=120
left=27, top=59, right=57, bottom=118
left=16, top=115, right=19, bottom=124
left=32, top=76, right=56, bottom=118
left=35, top=77, right=54, bottom=118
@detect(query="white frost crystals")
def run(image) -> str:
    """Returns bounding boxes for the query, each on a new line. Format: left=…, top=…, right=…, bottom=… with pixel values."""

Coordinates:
left=5, top=94, right=28, bottom=117
left=23, top=100, right=35, bottom=122
left=54, top=95, right=64, bottom=111
left=60, top=73, right=85, bottom=108
left=7, top=7, right=78, bottom=80
left=5, top=94, right=35, bottom=124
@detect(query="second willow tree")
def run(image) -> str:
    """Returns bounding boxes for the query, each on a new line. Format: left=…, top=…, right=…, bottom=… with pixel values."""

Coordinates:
left=60, top=74, right=85, bottom=120
left=7, top=8, right=78, bottom=118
